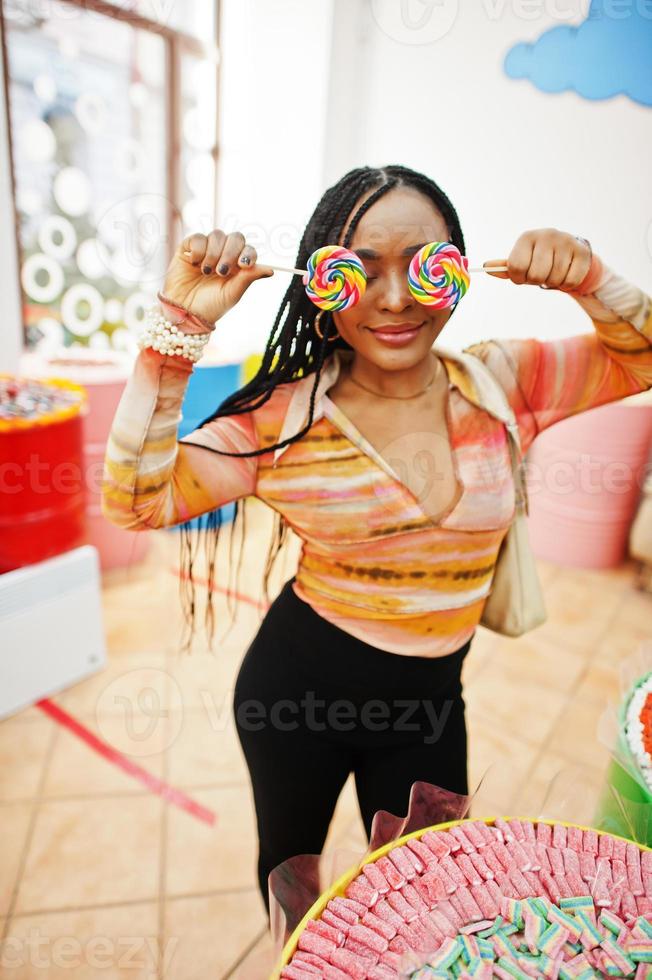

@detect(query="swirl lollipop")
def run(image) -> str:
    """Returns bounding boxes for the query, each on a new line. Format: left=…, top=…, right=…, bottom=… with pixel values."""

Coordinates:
left=303, top=246, right=367, bottom=312
left=408, top=242, right=507, bottom=309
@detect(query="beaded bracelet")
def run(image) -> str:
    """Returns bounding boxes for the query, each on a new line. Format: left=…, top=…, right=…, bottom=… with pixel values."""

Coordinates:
left=137, top=305, right=212, bottom=362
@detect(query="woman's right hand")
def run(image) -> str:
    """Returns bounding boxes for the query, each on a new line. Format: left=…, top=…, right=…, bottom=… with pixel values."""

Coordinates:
left=162, top=230, right=275, bottom=327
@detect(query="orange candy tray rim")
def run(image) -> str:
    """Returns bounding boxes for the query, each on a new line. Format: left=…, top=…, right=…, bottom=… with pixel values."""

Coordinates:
left=273, top=815, right=652, bottom=978
left=0, top=374, right=87, bottom=432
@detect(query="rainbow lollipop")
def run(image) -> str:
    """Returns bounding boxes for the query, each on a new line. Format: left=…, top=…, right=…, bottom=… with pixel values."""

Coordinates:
left=303, top=246, right=367, bottom=312
left=408, top=242, right=507, bottom=309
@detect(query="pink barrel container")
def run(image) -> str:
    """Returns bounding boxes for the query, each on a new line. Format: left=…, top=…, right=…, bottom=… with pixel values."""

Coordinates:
left=526, top=394, right=652, bottom=568
left=20, top=350, right=151, bottom=571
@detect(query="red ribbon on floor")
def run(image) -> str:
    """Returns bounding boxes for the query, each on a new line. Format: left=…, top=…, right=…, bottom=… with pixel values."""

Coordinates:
left=36, top=698, right=217, bottom=826
left=171, top=567, right=270, bottom=611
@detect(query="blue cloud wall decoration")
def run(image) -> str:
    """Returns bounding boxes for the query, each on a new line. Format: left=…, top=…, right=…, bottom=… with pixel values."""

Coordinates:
left=504, top=0, right=652, bottom=107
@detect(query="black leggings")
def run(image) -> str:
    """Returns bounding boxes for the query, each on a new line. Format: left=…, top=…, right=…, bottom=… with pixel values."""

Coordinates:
left=232, top=576, right=472, bottom=915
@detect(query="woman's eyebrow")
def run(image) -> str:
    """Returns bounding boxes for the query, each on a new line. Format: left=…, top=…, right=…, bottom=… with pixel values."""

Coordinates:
left=355, top=243, right=429, bottom=260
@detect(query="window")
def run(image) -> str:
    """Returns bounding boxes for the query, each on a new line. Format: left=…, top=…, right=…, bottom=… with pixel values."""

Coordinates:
left=2, top=0, right=219, bottom=354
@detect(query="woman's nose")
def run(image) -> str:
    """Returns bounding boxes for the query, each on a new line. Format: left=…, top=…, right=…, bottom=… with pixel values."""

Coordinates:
left=378, top=268, right=414, bottom=313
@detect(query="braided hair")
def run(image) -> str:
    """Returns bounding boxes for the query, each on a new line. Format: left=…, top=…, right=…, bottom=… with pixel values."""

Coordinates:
left=176, top=164, right=466, bottom=652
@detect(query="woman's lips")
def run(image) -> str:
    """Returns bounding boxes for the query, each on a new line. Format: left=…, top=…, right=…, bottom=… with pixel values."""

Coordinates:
left=368, top=323, right=424, bottom=346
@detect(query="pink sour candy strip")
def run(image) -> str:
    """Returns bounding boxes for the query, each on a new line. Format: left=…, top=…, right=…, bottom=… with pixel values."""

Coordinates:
left=598, top=834, right=615, bottom=858
left=402, top=846, right=425, bottom=876
left=613, top=858, right=629, bottom=890
left=521, top=842, right=541, bottom=871
left=547, top=846, right=566, bottom=878
left=322, top=909, right=352, bottom=934
left=373, top=900, right=405, bottom=930
left=536, top=843, right=552, bottom=874
left=305, top=919, right=345, bottom=946
left=331, top=949, right=369, bottom=980
left=456, top=852, right=483, bottom=886
left=388, top=846, right=416, bottom=881
left=379, top=950, right=402, bottom=970
left=482, top=845, right=506, bottom=875
left=539, top=869, right=562, bottom=904
left=644, top=873, right=652, bottom=898
left=524, top=871, right=546, bottom=897
left=428, top=908, right=458, bottom=938
left=636, top=897, right=652, bottom=915
left=293, top=951, right=327, bottom=971
left=642, top=851, right=652, bottom=874
left=456, top=887, right=484, bottom=920
left=343, top=936, right=379, bottom=963
left=281, top=963, right=318, bottom=980
left=437, top=898, right=464, bottom=928
left=582, top=829, right=599, bottom=854
left=463, top=821, right=492, bottom=849
left=552, top=824, right=567, bottom=849
left=376, top=855, right=405, bottom=891
left=361, top=910, right=396, bottom=942
left=507, top=819, right=527, bottom=842
left=362, top=862, right=390, bottom=894
left=348, top=923, right=388, bottom=955
left=508, top=866, right=533, bottom=900
left=449, top=825, right=476, bottom=854
left=579, top=850, right=597, bottom=882
left=508, top=839, right=533, bottom=871
left=388, top=934, right=410, bottom=953
left=490, top=841, right=513, bottom=872
left=536, top=822, right=553, bottom=846
left=297, top=932, right=337, bottom=957
left=368, top=966, right=396, bottom=980
left=335, top=896, right=367, bottom=918
left=421, top=830, right=452, bottom=859
left=469, top=850, right=495, bottom=881
left=395, top=922, right=421, bottom=949
left=613, top=837, right=628, bottom=862
left=493, top=818, right=514, bottom=842
left=386, top=890, right=417, bottom=922
left=406, top=837, right=438, bottom=870
left=440, top=854, right=467, bottom=887
left=493, top=870, right=519, bottom=899
left=327, top=898, right=359, bottom=926
left=563, top=847, right=582, bottom=877
left=413, top=870, right=441, bottom=904
left=622, top=890, right=639, bottom=921
left=401, top=882, right=429, bottom=914
left=344, top=877, right=378, bottom=908
left=411, top=874, right=437, bottom=909
left=566, top=825, right=583, bottom=850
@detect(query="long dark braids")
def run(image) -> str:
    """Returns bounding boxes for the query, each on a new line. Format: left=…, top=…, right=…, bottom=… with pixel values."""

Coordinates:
left=176, top=164, right=466, bottom=653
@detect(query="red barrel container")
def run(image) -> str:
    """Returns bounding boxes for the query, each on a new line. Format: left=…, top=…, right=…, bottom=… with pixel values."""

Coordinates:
left=0, top=375, right=87, bottom=574
left=19, top=351, right=151, bottom=571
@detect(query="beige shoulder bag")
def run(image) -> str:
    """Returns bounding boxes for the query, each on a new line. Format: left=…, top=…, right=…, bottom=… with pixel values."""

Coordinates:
left=435, top=341, right=547, bottom=637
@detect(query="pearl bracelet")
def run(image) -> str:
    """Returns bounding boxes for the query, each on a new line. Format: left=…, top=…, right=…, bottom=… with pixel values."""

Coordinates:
left=138, top=306, right=211, bottom=363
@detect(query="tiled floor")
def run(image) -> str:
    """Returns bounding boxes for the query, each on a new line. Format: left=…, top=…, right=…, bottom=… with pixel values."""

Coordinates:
left=1, top=498, right=651, bottom=978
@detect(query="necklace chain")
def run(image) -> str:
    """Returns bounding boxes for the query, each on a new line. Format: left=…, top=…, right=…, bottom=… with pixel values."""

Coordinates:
left=348, top=354, right=439, bottom=400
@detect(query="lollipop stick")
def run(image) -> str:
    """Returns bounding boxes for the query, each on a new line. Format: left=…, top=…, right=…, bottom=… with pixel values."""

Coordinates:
left=469, top=264, right=508, bottom=273
left=181, top=250, right=305, bottom=276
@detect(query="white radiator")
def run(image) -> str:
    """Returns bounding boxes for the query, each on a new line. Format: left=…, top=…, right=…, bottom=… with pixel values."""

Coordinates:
left=0, top=546, right=107, bottom=719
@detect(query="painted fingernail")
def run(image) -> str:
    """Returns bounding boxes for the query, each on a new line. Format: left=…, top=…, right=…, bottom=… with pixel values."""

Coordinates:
left=240, top=256, right=251, bottom=266
left=202, top=265, right=212, bottom=275
left=218, top=263, right=229, bottom=275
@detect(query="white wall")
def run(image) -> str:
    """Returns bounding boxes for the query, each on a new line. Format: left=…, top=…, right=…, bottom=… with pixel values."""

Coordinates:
left=209, top=0, right=335, bottom=363
left=314, top=0, right=652, bottom=353
left=0, top=14, right=23, bottom=376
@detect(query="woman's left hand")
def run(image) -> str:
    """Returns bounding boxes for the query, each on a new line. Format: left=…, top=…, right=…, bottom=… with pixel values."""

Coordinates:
left=483, top=228, right=592, bottom=291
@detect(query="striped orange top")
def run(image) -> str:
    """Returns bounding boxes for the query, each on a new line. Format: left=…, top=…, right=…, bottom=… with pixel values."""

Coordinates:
left=102, top=255, right=652, bottom=655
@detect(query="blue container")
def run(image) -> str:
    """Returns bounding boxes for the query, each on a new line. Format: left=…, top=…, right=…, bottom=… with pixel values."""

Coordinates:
left=168, top=361, right=243, bottom=532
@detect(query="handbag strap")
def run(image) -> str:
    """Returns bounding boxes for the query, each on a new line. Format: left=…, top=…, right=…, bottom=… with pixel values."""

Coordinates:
left=435, top=341, right=530, bottom=516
